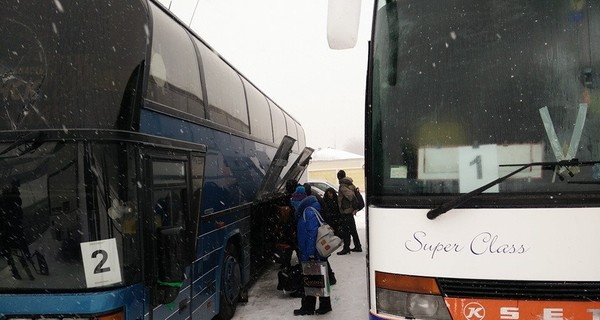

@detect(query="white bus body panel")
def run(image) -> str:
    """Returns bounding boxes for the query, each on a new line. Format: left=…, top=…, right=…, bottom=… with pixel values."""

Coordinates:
left=368, top=206, right=600, bottom=310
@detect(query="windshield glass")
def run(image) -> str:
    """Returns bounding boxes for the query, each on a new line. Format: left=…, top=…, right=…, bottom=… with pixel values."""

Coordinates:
left=371, top=0, right=600, bottom=198
left=0, top=140, right=140, bottom=291
left=0, top=0, right=147, bottom=131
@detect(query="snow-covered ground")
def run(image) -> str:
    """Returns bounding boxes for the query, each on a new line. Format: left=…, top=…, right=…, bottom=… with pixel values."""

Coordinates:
left=233, top=208, right=368, bottom=319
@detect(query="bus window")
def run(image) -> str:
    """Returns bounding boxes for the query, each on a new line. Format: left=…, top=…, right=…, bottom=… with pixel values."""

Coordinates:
left=147, top=4, right=204, bottom=117
left=198, top=43, right=250, bottom=133
left=152, top=161, right=186, bottom=185
left=284, top=114, right=299, bottom=151
left=269, top=100, right=287, bottom=144
left=296, top=123, right=306, bottom=151
left=151, top=160, right=187, bottom=229
left=243, top=78, right=274, bottom=142
left=0, top=1, right=147, bottom=131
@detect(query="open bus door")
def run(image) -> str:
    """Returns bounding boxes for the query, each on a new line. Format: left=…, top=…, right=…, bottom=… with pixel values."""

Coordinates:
left=276, top=147, right=315, bottom=193
left=141, top=147, right=206, bottom=319
left=256, top=135, right=296, bottom=201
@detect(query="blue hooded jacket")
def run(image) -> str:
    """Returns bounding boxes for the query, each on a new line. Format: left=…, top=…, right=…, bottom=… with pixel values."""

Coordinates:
left=293, top=195, right=323, bottom=261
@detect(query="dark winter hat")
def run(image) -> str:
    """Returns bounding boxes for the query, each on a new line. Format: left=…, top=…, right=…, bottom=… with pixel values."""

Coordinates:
left=285, top=179, right=298, bottom=194
left=337, top=170, right=346, bottom=180
left=303, top=183, right=312, bottom=196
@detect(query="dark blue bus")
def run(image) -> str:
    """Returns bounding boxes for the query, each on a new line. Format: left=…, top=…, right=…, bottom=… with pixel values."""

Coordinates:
left=0, top=1, right=310, bottom=319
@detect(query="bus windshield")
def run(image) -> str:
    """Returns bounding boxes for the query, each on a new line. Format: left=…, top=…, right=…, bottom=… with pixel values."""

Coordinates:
left=371, top=0, right=600, bottom=199
left=0, top=140, right=141, bottom=291
left=0, top=0, right=147, bottom=131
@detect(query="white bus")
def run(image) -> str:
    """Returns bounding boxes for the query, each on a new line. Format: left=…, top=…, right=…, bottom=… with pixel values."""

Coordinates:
left=329, top=0, right=600, bottom=319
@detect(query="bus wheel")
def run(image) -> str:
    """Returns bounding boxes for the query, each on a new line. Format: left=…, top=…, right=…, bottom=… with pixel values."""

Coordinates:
left=217, top=243, right=241, bottom=320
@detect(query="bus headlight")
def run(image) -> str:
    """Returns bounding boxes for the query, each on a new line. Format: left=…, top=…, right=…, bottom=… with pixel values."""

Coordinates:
left=376, top=288, right=451, bottom=319
left=375, top=272, right=451, bottom=319
left=407, top=293, right=447, bottom=318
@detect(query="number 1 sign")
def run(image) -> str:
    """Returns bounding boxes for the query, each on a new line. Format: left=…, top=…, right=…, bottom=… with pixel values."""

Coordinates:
left=80, top=238, right=123, bottom=288
left=459, top=145, right=499, bottom=193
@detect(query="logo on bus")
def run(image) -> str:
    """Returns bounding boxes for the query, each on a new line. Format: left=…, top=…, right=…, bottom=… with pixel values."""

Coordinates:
left=463, top=302, right=486, bottom=320
left=449, top=299, right=600, bottom=320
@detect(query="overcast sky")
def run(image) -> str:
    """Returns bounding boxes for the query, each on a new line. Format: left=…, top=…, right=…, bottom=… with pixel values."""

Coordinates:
left=155, top=0, right=373, bottom=155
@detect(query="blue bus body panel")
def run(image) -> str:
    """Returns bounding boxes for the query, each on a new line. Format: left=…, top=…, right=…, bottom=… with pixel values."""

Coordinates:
left=0, top=284, right=145, bottom=317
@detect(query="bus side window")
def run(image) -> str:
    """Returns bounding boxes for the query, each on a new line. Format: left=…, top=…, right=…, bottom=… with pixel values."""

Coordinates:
left=243, top=78, right=274, bottom=143
left=296, top=122, right=306, bottom=151
left=197, top=42, right=250, bottom=133
left=284, top=114, right=299, bottom=152
left=269, top=100, right=287, bottom=144
left=147, top=4, right=204, bottom=117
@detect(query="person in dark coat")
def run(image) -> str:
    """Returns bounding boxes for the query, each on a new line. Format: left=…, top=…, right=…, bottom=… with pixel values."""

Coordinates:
left=321, top=187, right=342, bottom=236
left=273, top=179, right=299, bottom=269
left=290, top=186, right=333, bottom=316
left=336, top=170, right=362, bottom=255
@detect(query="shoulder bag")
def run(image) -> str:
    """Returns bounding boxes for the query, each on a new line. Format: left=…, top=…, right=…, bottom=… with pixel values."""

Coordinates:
left=306, top=207, right=343, bottom=257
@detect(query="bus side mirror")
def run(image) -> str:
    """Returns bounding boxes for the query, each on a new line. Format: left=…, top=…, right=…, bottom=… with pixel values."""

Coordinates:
left=327, top=0, right=362, bottom=49
left=155, top=226, right=185, bottom=305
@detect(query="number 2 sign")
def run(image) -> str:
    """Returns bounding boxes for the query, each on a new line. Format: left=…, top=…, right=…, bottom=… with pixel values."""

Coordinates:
left=80, top=238, right=122, bottom=288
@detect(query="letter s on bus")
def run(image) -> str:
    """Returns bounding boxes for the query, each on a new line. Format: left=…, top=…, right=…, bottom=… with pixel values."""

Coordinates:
left=405, top=231, right=426, bottom=252
left=500, top=307, right=519, bottom=319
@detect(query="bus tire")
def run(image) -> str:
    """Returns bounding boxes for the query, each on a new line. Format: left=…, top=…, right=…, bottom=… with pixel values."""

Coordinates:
left=216, top=242, right=241, bottom=320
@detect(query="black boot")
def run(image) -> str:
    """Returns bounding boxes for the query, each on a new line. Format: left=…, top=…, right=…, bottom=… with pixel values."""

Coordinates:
left=294, top=296, right=316, bottom=316
left=315, top=297, right=332, bottom=315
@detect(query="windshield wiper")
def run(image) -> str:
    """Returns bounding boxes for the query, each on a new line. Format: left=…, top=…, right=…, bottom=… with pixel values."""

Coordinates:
left=0, top=131, right=45, bottom=157
left=427, top=159, right=600, bottom=220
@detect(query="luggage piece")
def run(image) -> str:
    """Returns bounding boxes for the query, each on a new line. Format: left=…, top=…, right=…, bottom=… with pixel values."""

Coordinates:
left=277, top=264, right=302, bottom=292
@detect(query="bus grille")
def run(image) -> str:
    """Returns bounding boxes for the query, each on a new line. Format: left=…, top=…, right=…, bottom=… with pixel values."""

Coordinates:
left=437, top=278, right=600, bottom=301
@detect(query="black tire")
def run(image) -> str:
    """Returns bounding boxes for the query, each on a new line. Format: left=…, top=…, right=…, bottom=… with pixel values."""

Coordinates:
left=216, top=243, right=241, bottom=320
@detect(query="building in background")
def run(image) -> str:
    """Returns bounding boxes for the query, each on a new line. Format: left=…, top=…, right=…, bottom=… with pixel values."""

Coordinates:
left=308, top=148, right=365, bottom=191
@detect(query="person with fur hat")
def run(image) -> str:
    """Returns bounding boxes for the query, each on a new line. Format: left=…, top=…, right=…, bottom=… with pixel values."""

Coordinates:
left=290, top=186, right=333, bottom=316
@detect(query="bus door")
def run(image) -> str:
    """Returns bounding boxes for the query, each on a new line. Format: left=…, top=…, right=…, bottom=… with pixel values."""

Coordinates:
left=142, top=149, right=205, bottom=319
left=256, top=135, right=296, bottom=200
left=277, top=147, right=315, bottom=192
